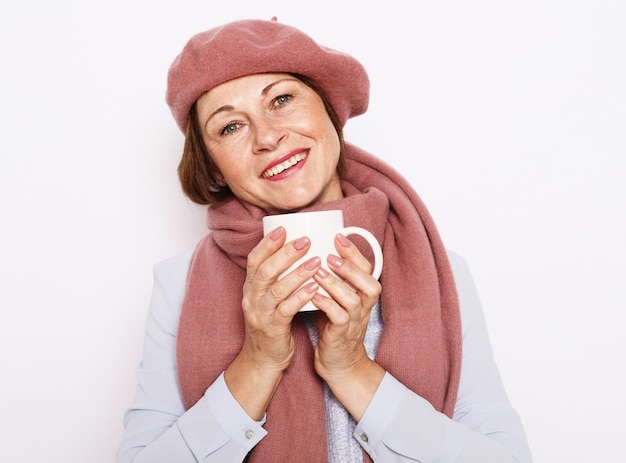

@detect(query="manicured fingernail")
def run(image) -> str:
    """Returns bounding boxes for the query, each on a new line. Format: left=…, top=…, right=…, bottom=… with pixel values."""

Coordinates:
left=304, top=256, right=321, bottom=270
left=304, top=282, right=319, bottom=294
left=269, top=226, right=284, bottom=240
left=316, top=267, right=330, bottom=278
left=336, top=233, right=351, bottom=247
left=294, top=236, right=310, bottom=250
left=327, top=254, right=344, bottom=267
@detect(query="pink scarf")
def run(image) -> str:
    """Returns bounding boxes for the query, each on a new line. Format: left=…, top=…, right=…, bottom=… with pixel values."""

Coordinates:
left=176, top=143, right=462, bottom=462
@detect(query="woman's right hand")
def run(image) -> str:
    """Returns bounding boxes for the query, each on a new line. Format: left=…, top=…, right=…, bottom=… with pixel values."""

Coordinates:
left=224, top=226, right=321, bottom=419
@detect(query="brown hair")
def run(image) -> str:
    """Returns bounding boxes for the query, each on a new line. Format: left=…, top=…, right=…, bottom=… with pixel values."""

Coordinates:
left=178, top=74, right=347, bottom=206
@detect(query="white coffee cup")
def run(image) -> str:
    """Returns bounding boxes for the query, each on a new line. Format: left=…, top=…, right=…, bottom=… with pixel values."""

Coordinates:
left=262, top=210, right=383, bottom=311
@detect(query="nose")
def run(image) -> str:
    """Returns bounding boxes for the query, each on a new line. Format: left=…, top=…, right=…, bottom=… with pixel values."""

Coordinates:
left=251, top=116, right=287, bottom=153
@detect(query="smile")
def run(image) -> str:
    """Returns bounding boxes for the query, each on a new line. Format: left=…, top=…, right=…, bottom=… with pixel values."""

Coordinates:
left=262, top=152, right=308, bottom=178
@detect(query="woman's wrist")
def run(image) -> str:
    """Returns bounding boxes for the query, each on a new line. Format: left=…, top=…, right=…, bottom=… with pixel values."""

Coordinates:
left=320, top=357, right=386, bottom=422
left=224, top=349, right=287, bottom=421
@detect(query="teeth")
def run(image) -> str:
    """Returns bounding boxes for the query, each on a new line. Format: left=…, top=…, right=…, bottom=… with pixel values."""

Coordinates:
left=262, top=152, right=307, bottom=178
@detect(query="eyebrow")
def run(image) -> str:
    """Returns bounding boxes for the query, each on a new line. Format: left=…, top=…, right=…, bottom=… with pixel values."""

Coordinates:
left=204, top=77, right=300, bottom=125
left=205, top=104, right=234, bottom=124
left=261, top=77, right=299, bottom=96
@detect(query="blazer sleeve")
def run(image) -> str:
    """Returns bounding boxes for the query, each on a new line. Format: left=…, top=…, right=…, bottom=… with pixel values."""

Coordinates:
left=117, top=252, right=267, bottom=463
left=353, top=252, right=533, bottom=462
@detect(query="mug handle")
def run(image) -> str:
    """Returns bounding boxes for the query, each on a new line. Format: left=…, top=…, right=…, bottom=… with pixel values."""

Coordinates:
left=340, top=226, right=384, bottom=280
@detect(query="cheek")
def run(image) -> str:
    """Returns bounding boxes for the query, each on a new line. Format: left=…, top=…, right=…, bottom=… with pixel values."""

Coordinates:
left=302, top=108, right=340, bottom=149
left=320, top=119, right=341, bottom=155
left=213, top=158, right=240, bottom=185
left=204, top=149, right=236, bottom=185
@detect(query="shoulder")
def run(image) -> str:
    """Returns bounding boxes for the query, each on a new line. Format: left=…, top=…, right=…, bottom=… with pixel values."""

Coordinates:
left=154, top=250, right=193, bottom=279
left=447, top=249, right=475, bottom=293
left=446, top=250, right=479, bottom=298
left=447, top=248, right=476, bottom=276
left=446, top=249, right=485, bottom=335
left=152, top=251, right=194, bottom=312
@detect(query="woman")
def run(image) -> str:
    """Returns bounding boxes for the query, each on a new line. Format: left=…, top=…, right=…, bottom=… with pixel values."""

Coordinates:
left=118, top=18, right=533, bottom=463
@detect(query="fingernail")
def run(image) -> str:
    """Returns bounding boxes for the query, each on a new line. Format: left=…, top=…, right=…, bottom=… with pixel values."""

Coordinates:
left=336, top=233, right=351, bottom=247
left=269, top=226, right=284, bottom=240
left=327, top=254, right=343, bottom=267
left=304, top=282, right=319, bottom=294
left=304, top=256, right=321, bottom=270
left=294, top=236, right=310, bottom=250
left=316, top=267, right=330, bottom=278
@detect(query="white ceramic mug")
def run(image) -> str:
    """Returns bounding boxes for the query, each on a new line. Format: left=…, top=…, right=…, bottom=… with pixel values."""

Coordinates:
left=262, top=210, right=383, bottom=311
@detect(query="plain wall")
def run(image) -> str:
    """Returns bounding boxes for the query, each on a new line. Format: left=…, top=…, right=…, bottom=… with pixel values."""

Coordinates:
left=1, top=1, right=624, bottom=461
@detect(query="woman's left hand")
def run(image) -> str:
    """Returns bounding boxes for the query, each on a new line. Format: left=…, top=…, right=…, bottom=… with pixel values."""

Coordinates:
left=311, top=233, right=386, bottom=421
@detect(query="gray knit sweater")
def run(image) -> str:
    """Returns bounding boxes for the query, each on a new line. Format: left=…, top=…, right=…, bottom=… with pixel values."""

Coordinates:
left=304, top=301, right=383, bottom=463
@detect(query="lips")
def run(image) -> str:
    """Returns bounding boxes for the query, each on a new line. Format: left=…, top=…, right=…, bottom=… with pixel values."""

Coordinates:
left=261, top=150, right=308, bottom=178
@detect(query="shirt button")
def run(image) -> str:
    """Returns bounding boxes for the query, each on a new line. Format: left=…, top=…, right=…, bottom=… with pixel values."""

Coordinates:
left=245, top=430, right=255, bottom=439
left=360, top=433, right=369, bottom=443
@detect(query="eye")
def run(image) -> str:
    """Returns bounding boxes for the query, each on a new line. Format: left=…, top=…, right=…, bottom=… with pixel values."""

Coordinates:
left=220, top=123, right=239, bottom=136
left=273, top=94, right=292, bottom=106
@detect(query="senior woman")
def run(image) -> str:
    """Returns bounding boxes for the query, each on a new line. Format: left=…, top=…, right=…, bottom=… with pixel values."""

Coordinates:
left=118, top=18, right=533, bottom=463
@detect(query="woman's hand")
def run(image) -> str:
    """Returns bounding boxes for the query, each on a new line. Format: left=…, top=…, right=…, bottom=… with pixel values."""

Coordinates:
left=224, top=226, right=321, bottom=419
left=312, top=233, right=386, bottom=421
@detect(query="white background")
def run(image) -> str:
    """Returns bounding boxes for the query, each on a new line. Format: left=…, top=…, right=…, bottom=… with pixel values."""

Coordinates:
left=1, top=1, right=624, bottom=462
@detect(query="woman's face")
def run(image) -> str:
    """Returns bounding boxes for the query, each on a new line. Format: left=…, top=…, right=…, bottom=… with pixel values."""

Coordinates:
left=196, top=73, right=343, bottom=214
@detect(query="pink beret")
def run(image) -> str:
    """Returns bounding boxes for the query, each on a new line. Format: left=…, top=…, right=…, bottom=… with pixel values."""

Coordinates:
left=166, top=19, right=370, bottom=133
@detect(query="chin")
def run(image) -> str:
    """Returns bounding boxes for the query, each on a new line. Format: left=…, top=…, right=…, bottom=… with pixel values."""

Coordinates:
left=264, top=185, right=338, bottom=214
left=264, top=199, right=316, bottom=215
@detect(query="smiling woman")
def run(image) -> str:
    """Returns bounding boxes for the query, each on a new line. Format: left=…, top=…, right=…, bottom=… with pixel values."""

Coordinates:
left=180, top=72, right=348, bottom=209
left=193, top=73, right=343, bottom=214
left=117, top=18, right=533, bottom=463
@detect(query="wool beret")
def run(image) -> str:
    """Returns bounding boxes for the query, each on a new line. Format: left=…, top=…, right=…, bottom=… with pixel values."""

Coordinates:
left=166, top=18, right=370, bottom=133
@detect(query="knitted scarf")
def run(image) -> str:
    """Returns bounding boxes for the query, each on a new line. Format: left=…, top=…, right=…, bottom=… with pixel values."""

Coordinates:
left=176, top=143, right=462, bottom=462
